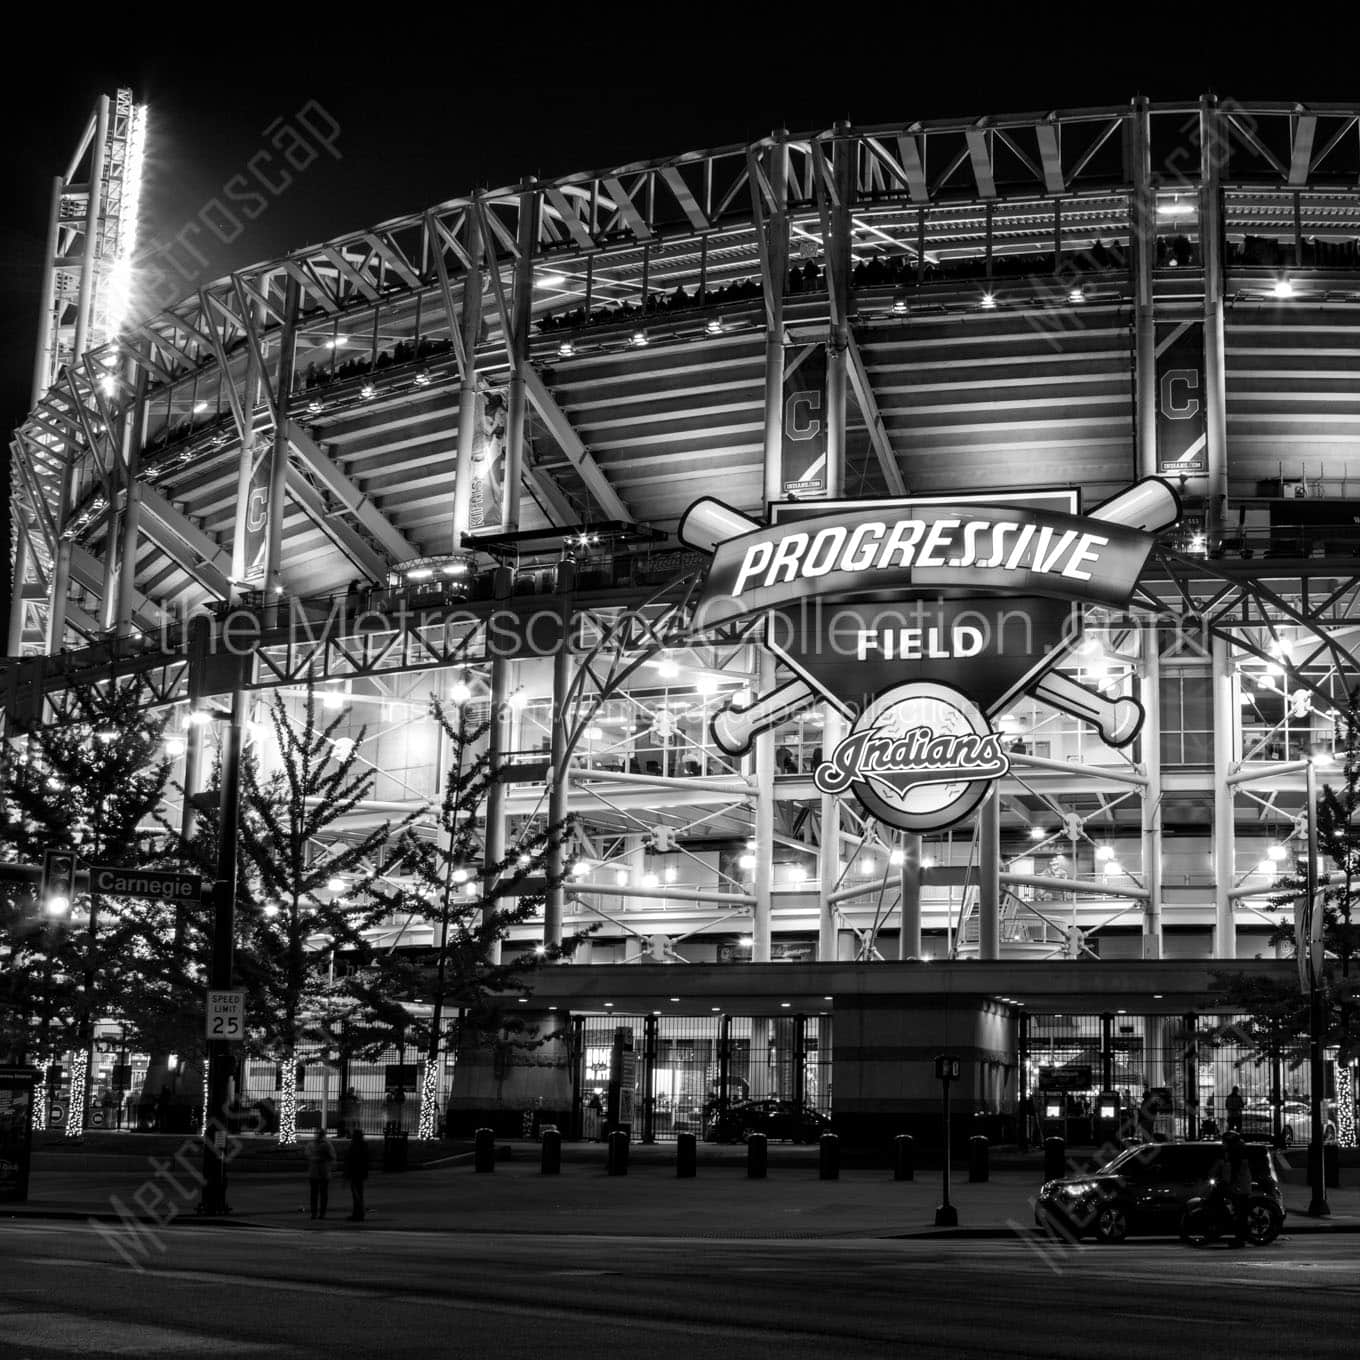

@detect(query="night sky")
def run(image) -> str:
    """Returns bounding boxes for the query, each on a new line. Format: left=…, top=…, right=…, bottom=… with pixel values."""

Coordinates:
left=1, top=19, right=1355, bottom=614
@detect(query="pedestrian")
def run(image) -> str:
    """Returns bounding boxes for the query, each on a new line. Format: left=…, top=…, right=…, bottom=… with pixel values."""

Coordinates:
left=344, top=1127, right=370, bottom=1222
left=1208, top=1131, right=1253, bottom=1245
left=1225, top=1085, right=1245, bottom=1133
left=304, top=1126, right=336, bottom=1220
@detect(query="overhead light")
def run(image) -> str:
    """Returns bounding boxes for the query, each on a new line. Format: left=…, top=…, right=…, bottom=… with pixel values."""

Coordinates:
left=664, top=866, right=678, bottom=883
left=326, top=336, right=348, bottom=349
left=614, top=868, right=630, bottom=886
left=1256, top=859, right=1277, bottom=877
left=1157, top=196, right=1190, bottom=218
left=96, top=727, right=118, bottom=743
left=1095, top=845, right=1115, bottom=862
left=307, top=400, right=323, bottom=415
left=360, top=382, right=376, bottom=399
left=557, top=340, right=576, bottom=358
left=264, top=902, right=279, bottom=918
left=859, top=858, right=877, bottom=877
left=187, top=708, right=212, bottom=726
left=641, top=871, right=659, bottom=889
left=1267, top=843, right=1289, bottom=862
left=537, top=272, right=565, bottom=288
left=46, top=893, right=71, bottom=917
left=406, top=566, right=433, bottom=582
left=780, top=1001, right=791, bottom=1008
left=441, top=560, right=468, bottom=577
left=534, top=944, right=547, bottom=956
left=1272, top=277, right=1294, bottom=299
left=889, top=848, right=905, bottom=867
left=1102, top=860, right=1122, bottom=877
left=920, top=855, right=936, bottom=869
left=669, top=996, right=680, bottom=1003
left=603, top=1001, right=614, bottom=1008
left=1029, top=826, right=1045, bottom=841
left=571, top=860, right=592, bottom=879
left=413, top=370, right=432, bottom=387
left=193, top=401, right=209, bottom=414
left=891, top=292, right=909, bottom=315
left=657, top=658, right=679, bottom=679
left=164, top=736, right=186, bottom=758
left=1068, top=285, right=1085, bottom=304
left=452, top=867, right=470, bottom=884
left=449, top=676, right=472, bottom=705
left=507, top=689, right=528, bottom=710
left=739, top=935, right=754, bottom=947
left=331, top=737, right=356, bottom=757
left=705, top=317, right=724, bottom=335
left=322, top=689, right=346, bottom=712
left=327, top=876, right=346, bottom=893
left=631, top=329, right=649, bottom=347
left=979, top=292, right=997, bottom=310
left=738, top=852, right=756, bottom=871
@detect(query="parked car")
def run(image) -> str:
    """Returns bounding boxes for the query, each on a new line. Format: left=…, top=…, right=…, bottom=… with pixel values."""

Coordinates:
left=705, top=1098, right=832, bottom=1144
left=1036, top=1140, right=1285, bottom=1244
left=1241, top=1100, right=1336, bottom=1146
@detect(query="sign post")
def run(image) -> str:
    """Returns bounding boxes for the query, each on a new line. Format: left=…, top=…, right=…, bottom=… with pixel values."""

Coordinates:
left=206, top=990, right=245, bottom=1043
left=934, top=1054, right=960, bottom=1227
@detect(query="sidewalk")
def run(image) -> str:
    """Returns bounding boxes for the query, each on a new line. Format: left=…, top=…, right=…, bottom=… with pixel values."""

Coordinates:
left=6, top=1143, right=1359, bottom=1240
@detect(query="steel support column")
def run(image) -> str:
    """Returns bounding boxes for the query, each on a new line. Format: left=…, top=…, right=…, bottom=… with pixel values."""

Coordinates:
left=502, top=180, right=537, bottom=530
left=899, top=833, right=923, bottom=959
left=1130, top=96, right=1158, bottom=479
left=1141, top=623, right=1163, bottom=958
left=8, top=532, right=29, bottom=655
left=1212, top=634, right=1236, bottom=957
left=818, top=708, right=842, bottom=961
left=114, top=368, right=148, bottom=637
left=263, top=278, right=302, bottom=613
left=545, top=556, right=575, bottom=949
left=752, top=649, right=775, bottom=963
left=1200, top=95, right=1229, bottom=543
left=72, top=96, right=110, bottom=361
left=31, top=176, right=63, bottom=404
left=641, top=1013, right=658, bottom=1144
left=824, top=121, right=853, bottom=498
left=979, top=787, right=1000, bottom=960
left=483, top=567, right=514, bottom=965
left=450, top=207, right=483, bottom=551
left=760, top=134, right=788, bottom=507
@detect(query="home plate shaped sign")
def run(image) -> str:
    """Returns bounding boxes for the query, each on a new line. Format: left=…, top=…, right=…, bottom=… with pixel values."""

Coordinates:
left=679, top=479, right=1179, bottom=833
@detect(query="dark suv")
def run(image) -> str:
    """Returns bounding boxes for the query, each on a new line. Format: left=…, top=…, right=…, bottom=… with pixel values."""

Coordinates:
left=1036, top=1141, right=1285, bottom=1243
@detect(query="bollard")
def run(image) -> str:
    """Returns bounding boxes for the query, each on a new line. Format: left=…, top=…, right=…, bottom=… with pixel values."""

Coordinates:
left=1043, top=1135, right=1066, bottom=1183
left=540, top=1127, right=562, bottom=1175
left=968, top=1134, right=989, bottom=1183
left=474, top=1126, right=496, bottom=1173
left=1324, top=1142, right=1340, bottom=1189
left=819, top=1132, right=840, bottom=1180
left=676, top=1131, right=697, bottom=1178
left=746, top=1132, right=768, bottom=1179
left=893, top=1133, right=914, bottom=1182
left=607, top=1129, right=629, bottom=1176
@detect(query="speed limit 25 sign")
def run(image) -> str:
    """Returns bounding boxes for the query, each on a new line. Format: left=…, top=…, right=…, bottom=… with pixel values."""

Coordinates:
left=206, top=990, right=245, bottom=1042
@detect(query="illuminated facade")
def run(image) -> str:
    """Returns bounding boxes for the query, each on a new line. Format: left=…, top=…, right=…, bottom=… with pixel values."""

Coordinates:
left=9, top=94, right=1360, bottom=1141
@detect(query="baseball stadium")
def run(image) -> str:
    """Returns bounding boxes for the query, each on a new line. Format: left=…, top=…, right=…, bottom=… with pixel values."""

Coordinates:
left=6, top=89, right=1360, bottom=1157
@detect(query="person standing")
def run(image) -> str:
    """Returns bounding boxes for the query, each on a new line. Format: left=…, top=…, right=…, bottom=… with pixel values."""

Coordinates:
left=1225, top=1086, right=1245, bottom=1133
left=304, top=1127, right=336, bottom=1220
left=344, top=1128, right=370, bottom=1222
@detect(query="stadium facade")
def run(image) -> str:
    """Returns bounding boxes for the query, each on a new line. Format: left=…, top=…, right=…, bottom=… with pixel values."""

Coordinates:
left=8, top=92, right=1360, bottom=1145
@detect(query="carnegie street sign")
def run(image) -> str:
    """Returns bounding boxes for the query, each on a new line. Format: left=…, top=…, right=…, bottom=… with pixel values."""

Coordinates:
left=89, top=866, right=203, bottom=902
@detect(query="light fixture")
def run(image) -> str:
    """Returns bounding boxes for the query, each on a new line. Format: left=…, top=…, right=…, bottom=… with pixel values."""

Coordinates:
left=193, top=401, right=209, bottom=414
left=1029, top=826, right=1045, bottom=841
left=164, top=736, right=186, bottom=758
left=859, top=858, right=877, bottom=877
left=705, top=317, right=724, bottom=335
left=464, top=881, right=478, bottom=897
left=517, top=853, right=532, bottom=868
left=780, top=1001, right=791, bottom=1008
left=507, top=689, right=528, bottom=710
left=1256, top=858, right=1277, bottom=877
left=571, top=860, right=591, bottom=879
left=891, top=291, right=909, bottom=315
left=614, top=868, right=630, bottom=886
left=1157, top=196, right=1189, bottom=218
left=557, top=340, right=576, bottom=358
left=406, top=566, right=434, bottom=581
left=631, top=329, right=649, bottom=347
left=1267, top=843, right=1289, bottom=862
left=331, top=736, right=356, bottom=757
left=1272, top=277, right=1294, bottom=299
left=641, top=871, right=660, bottom=889
left=327, top=335, right=348, bottom=349
left=360, top=382, right=376, bottom=399
left=889, top=848, right=905, bottom=867
left=452, top=867, right=470, bottom=884
left=264, top=902, right=279, bottom=918
left=413, top=370, right=432, bottom=387
left=657, top=658, right=679, bottom=679
left=307, top=400, right=323, bottom=415
left=603, top=1001, right=614, bottom=1008
left=1095, top=845, right=1115, bottom=862
left=534, top=944, right=547, bottom=956
left=1068, top=285, right=1085, bottom=303
left=1102, top=859, right=1122, bottom=877
left=739, top=936, right=754, bottom=947
left=920, top=855, right=936, bottom=869
left=441, top=560, right=468, bottom=577
left=327, top=876, right=346, bottom=893
left=45, top=893, right=70, bottom=918
left=537, top=272, right=565, bottom=288
left=664, top=865, right=678, bottom=883
left=980, top=292, right=997, bottom=310
left=321, top=689, right=346, bottom=712
left=99, top=373, right=118, bottom=397
left=449, top=676, right=472, bottom=705
left=96, top=727, right=118, bottom=743
left=585, top=725, right=605, bottom=741
left=738, top=852, right=756, bottom=871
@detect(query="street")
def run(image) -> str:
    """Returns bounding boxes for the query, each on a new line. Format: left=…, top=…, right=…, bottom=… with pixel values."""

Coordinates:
left=1, top=1218, right=1357, bottom=1359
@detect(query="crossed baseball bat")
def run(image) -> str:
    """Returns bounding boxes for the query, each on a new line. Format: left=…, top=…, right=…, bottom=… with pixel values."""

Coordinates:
left=679, top=480, right=1179, bottom=756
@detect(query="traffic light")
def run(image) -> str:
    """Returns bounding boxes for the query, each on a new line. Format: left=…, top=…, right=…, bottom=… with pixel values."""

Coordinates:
left=41, top=850, right=78, bottom=917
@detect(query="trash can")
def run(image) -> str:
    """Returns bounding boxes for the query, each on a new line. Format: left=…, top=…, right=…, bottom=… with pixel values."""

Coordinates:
left=1324, top=1142, right=1340, bottom=1189
left=893, top=1133, right=914, bottom=1182
left=607, top=1129, right=629, bottom=1176
left=676, top=1132, right=697, bottom=1178
left=382, top=1130, right=409, bottom=1173
left=968, top=1135, right=989, bottom=1183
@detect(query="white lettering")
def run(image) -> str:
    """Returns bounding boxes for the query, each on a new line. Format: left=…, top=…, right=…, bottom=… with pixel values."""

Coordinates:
left=1062, top=532, right=1109, bottom=581
left=732, top=541, right=773, bottom=595
left=916, top=518, right=960, bottom=568
left=802, top=526, right=847, bottom=577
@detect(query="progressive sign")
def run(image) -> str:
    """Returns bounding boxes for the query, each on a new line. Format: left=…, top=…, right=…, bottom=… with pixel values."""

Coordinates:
left=679, top=479, right=1179, bottom=833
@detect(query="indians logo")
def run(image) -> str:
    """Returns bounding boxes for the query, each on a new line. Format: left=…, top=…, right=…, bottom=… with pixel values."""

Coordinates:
left=814, top=683, right=1008, bottom=831
left=679, top=478, right=1179, bottom=834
